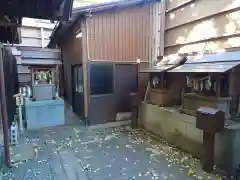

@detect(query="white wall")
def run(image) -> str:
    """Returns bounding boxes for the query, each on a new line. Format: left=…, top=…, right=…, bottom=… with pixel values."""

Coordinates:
left=20, top=18, right=56, bottom=47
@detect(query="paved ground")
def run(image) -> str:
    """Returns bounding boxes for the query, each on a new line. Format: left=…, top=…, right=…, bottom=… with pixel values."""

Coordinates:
left=3, top=124, right=221, bottom=180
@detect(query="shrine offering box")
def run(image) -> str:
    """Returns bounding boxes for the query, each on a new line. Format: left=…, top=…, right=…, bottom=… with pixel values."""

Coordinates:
left=32, top=84, right=56, bottom=101
left=182, top=93, right=230, bottom=118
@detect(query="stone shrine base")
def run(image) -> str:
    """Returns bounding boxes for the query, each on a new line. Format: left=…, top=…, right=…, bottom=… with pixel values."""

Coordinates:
left=24, top=97, right=64, bottom=130
left=140, top=102, right=240, bottom=176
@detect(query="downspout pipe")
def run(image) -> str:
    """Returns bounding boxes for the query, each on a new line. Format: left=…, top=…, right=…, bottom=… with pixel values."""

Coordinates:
left=85, top=11, right=92, bottom=61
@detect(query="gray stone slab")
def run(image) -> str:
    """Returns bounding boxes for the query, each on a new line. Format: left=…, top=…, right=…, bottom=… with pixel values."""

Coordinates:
left=59, top=148, right=89, bottom=180
left=3, top=124, right=220, bottom=180
left=49, top=152, right=66, bottom=178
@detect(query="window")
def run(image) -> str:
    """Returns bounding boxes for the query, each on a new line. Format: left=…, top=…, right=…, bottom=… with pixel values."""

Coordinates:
left=73, top=65, right=83, bottom=93
left=89, top=64, right=114, bottom=95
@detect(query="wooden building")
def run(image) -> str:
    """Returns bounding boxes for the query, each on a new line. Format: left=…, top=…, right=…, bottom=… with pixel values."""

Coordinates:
left=48, top=0, right=162, bottom=125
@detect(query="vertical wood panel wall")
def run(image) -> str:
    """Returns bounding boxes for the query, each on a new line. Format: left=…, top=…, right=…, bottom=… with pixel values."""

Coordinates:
left=61, top=22, right=82, bottom=106
left=81, top=2, right=162, bottom=63
left=61, top=2, right=163, bottom=115
left=164, top=0, right=240, bottom=55
left=79, top=2, right=162, bottom=103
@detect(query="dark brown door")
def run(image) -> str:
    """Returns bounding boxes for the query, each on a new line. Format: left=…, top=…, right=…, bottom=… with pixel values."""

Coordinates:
left=114, top=64, right=138, bottom=112
left=71, top=65, right=84, bottom=119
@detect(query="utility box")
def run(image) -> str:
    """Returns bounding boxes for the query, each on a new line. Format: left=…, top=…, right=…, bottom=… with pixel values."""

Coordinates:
left=196, top=107, right=225, bottom=133
left=196, top=107, right=225, bottom=173
left=32, top=84, right=56, bottom=101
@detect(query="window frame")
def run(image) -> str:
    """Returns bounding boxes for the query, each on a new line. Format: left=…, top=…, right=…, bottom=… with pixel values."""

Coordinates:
left=73, top=65, right=83, bottom=93
left=89, top=64, right=114, bottom=96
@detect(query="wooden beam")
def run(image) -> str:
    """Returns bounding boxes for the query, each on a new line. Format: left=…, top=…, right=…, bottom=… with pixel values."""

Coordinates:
left=0, top=17, right=21, bottom=27
left=89, top=59, right=149, bottom=63
left=166, top=0, right=197, bottom=13
left=216, top=74, right=221, bottom=98
left=164, top=32, right=240, bottom=49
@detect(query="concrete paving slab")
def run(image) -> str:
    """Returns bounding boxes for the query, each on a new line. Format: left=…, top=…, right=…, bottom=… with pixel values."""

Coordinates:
left=59, top=149, right=89, bottom=180
left=2, top=124, right=222, bottom=180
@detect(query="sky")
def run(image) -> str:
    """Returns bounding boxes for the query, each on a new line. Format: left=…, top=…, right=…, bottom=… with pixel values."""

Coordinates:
left=73, top=0, right=118, bottom=8
left=22, top=0, right=118, bottom=26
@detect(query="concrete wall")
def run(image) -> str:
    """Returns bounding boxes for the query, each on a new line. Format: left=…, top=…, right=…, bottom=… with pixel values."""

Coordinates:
left=140, top=103, right=240, bottom=175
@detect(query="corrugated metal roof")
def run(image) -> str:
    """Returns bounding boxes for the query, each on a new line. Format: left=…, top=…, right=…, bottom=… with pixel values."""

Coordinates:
left=72, top=0, right=157, bottom=14
left=22, top=59, right=62, bottom=65
left=140, top=65, right=174, bottom=73
left=11, top=46, right=61, bottom=65
left=21, top=50, right=60, bottom=60
left=169, top=61, right=240, bottom=73
left=141, top=54, right=187, bottom=73
left=186, top=51, right=240, bottom=64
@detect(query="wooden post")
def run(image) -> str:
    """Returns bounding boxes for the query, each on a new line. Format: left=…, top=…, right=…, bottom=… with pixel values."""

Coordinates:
left=41, top=28, right=44, bottom=48
left=82, top=19, right=89, bottom=124
left=51, top=68, right=55, bottom=85
left=31, top=68, right=35, bottom=85
left=0, top=47, right=10, bottom=166
left=202, top=131, right=215, bottom=172
left=59, top=50, right=65, bottom=99
left=144, top=72, right=151, bottom=102
left=160, top=73, right=164, bottom=88
left=181, top=88, right=185, bottom=110
left=216, top=74, right=220, bottom=98
left=160, top=0, right=166, bottom=57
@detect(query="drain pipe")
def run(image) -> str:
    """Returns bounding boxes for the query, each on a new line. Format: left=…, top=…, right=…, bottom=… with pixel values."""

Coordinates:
left=82, top=11, right=92, bottom=125
left=0, top=48, right=10, bottom=166
left=86, top=11, right=92, bottom=61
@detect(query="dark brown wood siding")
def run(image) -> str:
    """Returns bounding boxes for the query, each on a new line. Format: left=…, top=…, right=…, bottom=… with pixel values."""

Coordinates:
left=60, top=2, right=163, bottom=116
left=81, top=2, right=162, bottom=63
left=80, top=2, right=162, bottom=102
left=61, top=22, right=82, bottom=106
